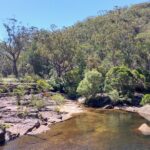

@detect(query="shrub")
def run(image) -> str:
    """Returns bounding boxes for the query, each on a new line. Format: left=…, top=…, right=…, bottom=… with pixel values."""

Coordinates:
left=0, top=88, right=4, bottom=94
left=13, top=86, right=26, bottom=105
left=48, top=76, right=64, bottom=92
left=21, top=75, right=34, bottom=83
left=63, top=68, right=83, bottom=99
left=0, top=85, right=8, bottom=94
left=105, top=66, right=145, bottom=98
left=17, top=106, right=29, bottom=118
left=140, top=94, right=150, bottom=105
left=132, top=69, right=145, bottom=90
left=21, top=75, right=40, bottom=83
left=2, top=83, right=9, bottom=93
left=13, top=86, right=25, bottom=96
left=77, top=69, right=102, bottom=99
left=36, top=79, right=52, bottom=92
left=51, top=93, right=65, bottom=105
left=30, top=95, right=45, bottom=110
left=54, top=106, right=61, bottom=113
left=108, top=90, right=120, bottom=102
left=0, top=124, right=10, bottom=129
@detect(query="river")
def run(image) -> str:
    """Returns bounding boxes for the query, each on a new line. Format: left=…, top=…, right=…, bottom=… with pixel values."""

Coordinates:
left=0, top=110, right=150, bottom=150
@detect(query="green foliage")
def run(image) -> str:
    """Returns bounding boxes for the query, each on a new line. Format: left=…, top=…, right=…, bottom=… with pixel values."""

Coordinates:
left=54, top=106, right=61, bottom=113
left=13, top=85, right=26, bottom=96
left=0, top=83, right=11, bottom=94
left=0, top=124, right=10, bottom=129
left=0, top=3, right=150, bottom=96
left=36, top=79, right=52, bottom=92
left=105, top=66, right=145, bottom=97
left=77, top=69, right=102, bottom=98
left=30, top=95, right=45, bottom=110
left=63, top=68, right=83, bottom=99
left=140, top=94, right=150, bottom=105
left=29, top=51, right=51, bottom=78
left=51, top=93, right=65, bottom=105
left=0, top=88, right=4, bottom=94
left=48, top=76, right=64, bottom=92
left=13, top=85, right=26, bottom=105
left=0, top=84, right=8, bottom=94
left=21, top=75, right=34, bottom=83
left=17, top=106, right=29, bottom=118
left=108, top=90, right=120, bottom=102
left=21, top=75, right=41, bottom=83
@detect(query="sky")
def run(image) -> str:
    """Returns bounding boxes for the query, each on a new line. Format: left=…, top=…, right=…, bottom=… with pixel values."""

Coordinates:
left=0, top=0, right=148, bottom=39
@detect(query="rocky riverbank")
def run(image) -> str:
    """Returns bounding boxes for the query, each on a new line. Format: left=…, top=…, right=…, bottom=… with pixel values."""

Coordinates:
left=114, top=105, right=150, bottom=135
left=113, top=105, right=150, bottom=121
left=0, top=94, right=84, bottom=145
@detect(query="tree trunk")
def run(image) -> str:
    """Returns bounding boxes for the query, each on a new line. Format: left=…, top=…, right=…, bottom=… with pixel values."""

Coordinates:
left=13, top=60, right=18, bottom=78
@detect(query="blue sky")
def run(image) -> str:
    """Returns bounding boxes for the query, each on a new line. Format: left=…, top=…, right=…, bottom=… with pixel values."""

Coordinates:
left=0, top=0, right=148, bottom=39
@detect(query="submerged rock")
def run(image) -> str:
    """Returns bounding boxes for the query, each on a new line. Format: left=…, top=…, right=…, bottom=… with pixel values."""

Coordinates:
left=138, top=123, right=150, bottom=135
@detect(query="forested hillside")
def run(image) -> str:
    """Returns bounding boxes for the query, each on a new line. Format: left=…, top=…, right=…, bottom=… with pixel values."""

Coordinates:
left=0, top=2, right=150, bottom=102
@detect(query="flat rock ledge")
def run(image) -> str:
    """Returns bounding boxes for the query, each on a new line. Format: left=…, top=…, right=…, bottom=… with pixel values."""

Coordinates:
left=0, top=95, right=84, bottom=144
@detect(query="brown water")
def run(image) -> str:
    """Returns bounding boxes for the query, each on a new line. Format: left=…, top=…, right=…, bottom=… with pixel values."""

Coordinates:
left=1, top=110, right=150, bottom=150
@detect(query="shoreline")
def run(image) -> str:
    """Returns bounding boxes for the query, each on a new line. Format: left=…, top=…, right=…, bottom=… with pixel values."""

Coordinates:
left=88, top=104, right=150, bottom=122
left=0, top=94, right=150, bottom=145
left=113, top=105, right=150, bottom=122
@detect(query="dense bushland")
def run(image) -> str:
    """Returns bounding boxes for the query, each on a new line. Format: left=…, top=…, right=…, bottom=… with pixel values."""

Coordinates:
left=0, top=2, right=150, bottom=105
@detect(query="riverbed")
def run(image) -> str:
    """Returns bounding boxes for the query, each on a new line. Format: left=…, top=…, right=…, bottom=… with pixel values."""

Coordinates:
left=0, top=109, right=150, bottom=150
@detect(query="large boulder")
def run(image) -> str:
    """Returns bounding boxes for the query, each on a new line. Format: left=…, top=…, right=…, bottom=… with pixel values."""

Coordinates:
left=138, top=105, right=150, bottom=121
left=138, top=123, right=150, bottom=135
left=85, top=95, right=111, bottom=108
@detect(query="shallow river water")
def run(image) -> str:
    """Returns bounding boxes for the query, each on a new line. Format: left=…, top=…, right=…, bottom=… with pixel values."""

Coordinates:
left=0, top=110, right=150, bottom=150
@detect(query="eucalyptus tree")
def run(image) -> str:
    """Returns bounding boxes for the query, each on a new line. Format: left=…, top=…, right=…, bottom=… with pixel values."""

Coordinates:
left=0, top=18, right=32, bottom=78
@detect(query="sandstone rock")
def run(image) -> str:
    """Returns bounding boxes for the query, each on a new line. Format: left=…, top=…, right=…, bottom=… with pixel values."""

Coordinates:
left=27, top=113, right=38, bottom=118
left=39, top=112, right=53, bottom=120
left=0, top=95, right=84, bottom=143
left=103, top=105, right=114, bottom=109
left=138, top=123, right=150, bottom=135
left=0, top=128, right=5, bottom=145
left=20, top=100, right=30, bottom=106
left=78, top=97, right=86, bottom=104
left=5, top=131, right=19, bottom=142
left=61, top=114, right=72, bottom=121
left=114, top=106, right=120, bottom=110
left=7, top=119, right=40, bottom=136
left=123, top=106, right=140, bottom=112
left=28, top=125, right=50, bottom=135
left=138, top=105, right=150, bottom=121
left=4, top=117, right=22, bottom=124
left=57, top=115, right=62, bottom=120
